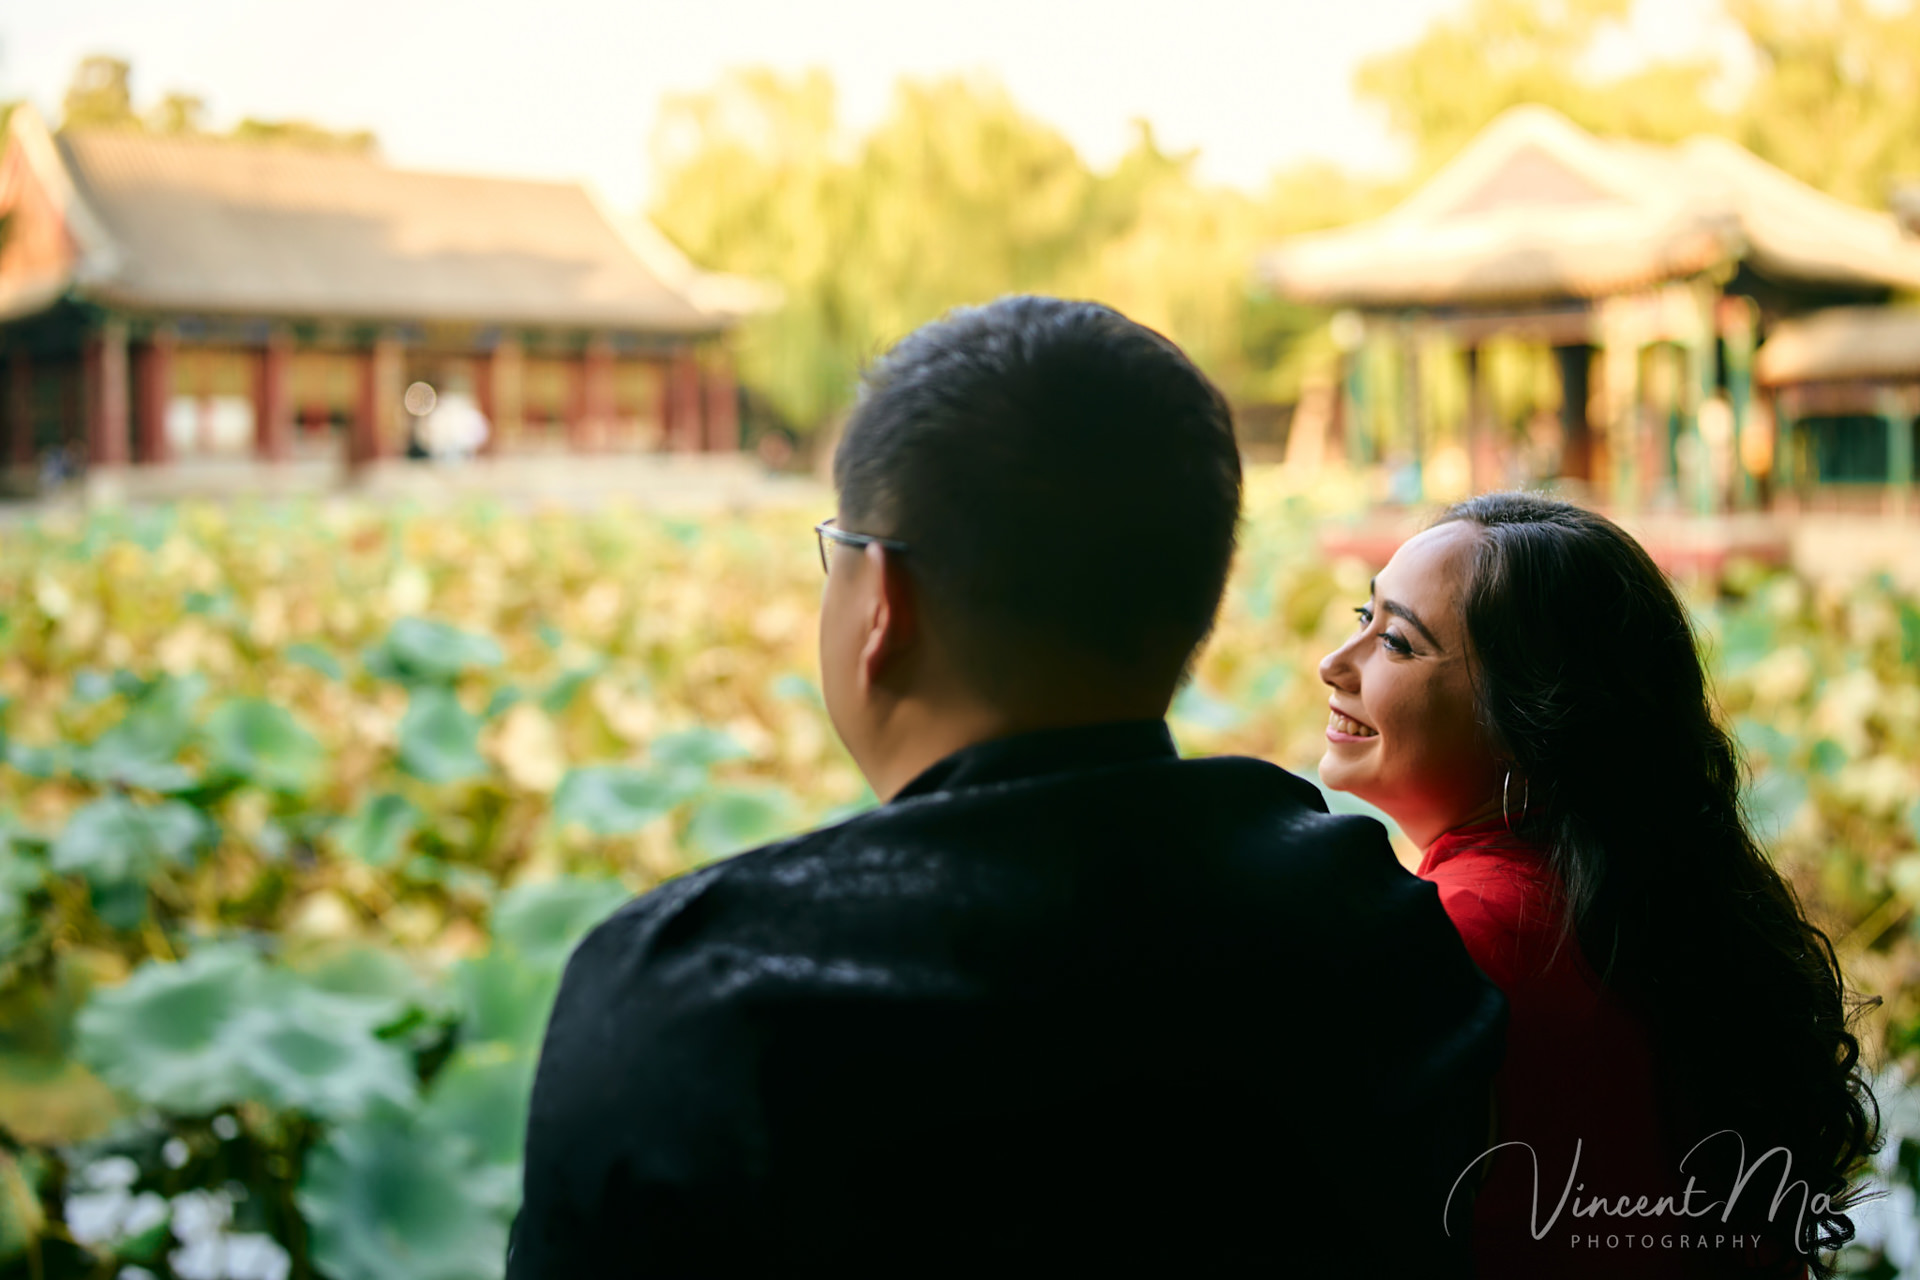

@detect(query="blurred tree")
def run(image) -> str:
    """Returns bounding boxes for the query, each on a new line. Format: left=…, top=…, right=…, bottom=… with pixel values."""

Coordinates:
left=57, top=55, right=376, bottom=153
left=1729, top=0, right=1920, bottom=208
left=148, top=91, right=207, bottom=136
left=1354, top=0, right=1726, bottom=175
left=649, top=69, right=864, bottom=430
left=231, top=117, right=378, bottom=154
left=651, top=69, right=1356, bottom=429
left=61, top=55, right=140, bottom=130
left=1359, top=0, right=1920, bottom=209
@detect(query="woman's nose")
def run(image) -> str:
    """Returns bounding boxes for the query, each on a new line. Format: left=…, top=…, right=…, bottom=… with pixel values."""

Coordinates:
left=1318, top=639, right=1357, bottom=692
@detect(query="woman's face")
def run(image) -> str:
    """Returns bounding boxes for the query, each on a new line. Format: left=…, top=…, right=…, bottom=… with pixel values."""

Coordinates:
left=1316, top=521, right=1506, bottom=848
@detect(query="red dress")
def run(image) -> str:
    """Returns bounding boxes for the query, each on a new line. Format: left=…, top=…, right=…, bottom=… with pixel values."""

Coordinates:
left=1421, top=821, right=1808, bottom=1279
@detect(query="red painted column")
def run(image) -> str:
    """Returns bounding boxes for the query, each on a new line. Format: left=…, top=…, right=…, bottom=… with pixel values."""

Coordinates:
left=350, top=336, right=401, bottom=469
left=475, top=349, right=497, bottom=457
left=667, top=347, right=704, bottom=452
left=481, top=337, right=521, bottom=456
left=703, top=349, right=739, bottom=453
left=133, top=328, right=175, bottom=465
left=254, top=330, right=294, bottom=463
left=1464, top=345, right=1494, bottom=494
left=576, top=338, right=615, bottom=452
left=5, top=351, right=29, bottom=471
left=84, top=319, right=132, bottom=468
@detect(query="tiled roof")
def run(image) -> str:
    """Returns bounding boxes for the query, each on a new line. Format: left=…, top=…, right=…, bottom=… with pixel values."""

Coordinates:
left=44, top=124, right=723, bottom=333
left=1756, top=306, right=1920, bottom=386
left=1259, top=106, right=1920, bottom=308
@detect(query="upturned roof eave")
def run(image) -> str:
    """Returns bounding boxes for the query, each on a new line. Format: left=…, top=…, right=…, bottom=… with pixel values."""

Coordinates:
left=70, top=281, right=731, bottom=339
left=1756, top=306, right=1920, bottom=386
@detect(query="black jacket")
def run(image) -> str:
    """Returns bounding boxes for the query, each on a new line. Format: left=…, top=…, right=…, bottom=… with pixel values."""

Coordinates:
left=508, top=720, right=1506, bottom=1276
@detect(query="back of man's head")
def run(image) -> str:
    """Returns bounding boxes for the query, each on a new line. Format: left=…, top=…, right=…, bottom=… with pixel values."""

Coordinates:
left=834, top=295, right=1242, bottom=710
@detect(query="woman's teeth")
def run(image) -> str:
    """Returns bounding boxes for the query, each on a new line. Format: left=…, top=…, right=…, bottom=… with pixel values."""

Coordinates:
left=1329, top=711, right=1378, bottom=738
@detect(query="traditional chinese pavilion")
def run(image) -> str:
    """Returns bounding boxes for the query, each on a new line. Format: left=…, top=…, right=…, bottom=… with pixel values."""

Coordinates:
left=1259, top=105, right=1920, bottom=513
left=0, top=105, right=760, bottom=488
left=1755, top=307, right=1920, bottom=511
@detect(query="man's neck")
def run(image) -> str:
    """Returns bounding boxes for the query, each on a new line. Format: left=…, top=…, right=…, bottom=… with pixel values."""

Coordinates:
left=863, top=697, right=1170, bottom=801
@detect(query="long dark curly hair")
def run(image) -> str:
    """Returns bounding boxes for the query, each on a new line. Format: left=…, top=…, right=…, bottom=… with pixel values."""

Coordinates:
left=1436, top=491, right=1879, bottom=1274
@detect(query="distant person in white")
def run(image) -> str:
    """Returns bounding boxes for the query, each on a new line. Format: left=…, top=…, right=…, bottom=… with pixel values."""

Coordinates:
left=421, top=393, right=491, bottom=462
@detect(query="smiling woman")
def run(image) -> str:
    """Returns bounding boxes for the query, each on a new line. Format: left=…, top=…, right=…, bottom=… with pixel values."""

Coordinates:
left=1316, top=520, right=1506, bottom=849
left=1314, top=492, right=1879, bottom=1280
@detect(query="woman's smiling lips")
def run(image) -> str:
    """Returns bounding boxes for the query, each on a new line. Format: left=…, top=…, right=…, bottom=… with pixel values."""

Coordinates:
left=1326, top=702, right=1379, bottom=744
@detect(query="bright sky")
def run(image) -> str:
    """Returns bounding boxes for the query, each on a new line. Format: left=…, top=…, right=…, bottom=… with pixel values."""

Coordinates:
left=1, top=0, right=1739, bottom=212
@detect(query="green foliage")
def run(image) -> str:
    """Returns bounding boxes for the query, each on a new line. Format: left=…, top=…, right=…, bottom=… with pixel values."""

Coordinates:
left=649, top=70, right=1349, bottom=424
left=398, top=688, right=488, bottom=784
left=333, top=792, right=424, bottom=866
left=61, top=55, right=138, bottom=131
left=59, top=53, right=379, bottom=151
left=1729, top=0, right=1920, bottom=210
left=1356, top=0, right=1920, bottom=213
left=551, top=764, right=702, bottom=835
left=299, top=1104, right=510, bottom=1280
left=489, top=878, right=629, bottom=969
left=50, top=795, right=214, bottom=894
left=1354, top=0, right=1725, bottom=176
left=73, top=945, right=264, bottom=1114
left=686, top=784, right=799, bottom=860
left=3, top=494, right=1917, bottom=1278
left=367, top=618, right=505, bottom=688
left=205, top=698, right=325, bottom=793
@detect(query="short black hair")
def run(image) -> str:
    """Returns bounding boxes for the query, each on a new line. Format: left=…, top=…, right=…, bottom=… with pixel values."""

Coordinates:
left=833, top=295, right=1241, bottom=705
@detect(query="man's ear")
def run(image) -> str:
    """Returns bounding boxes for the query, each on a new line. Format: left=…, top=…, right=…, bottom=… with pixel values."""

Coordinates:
left=858, top=542, right=918, bottom=690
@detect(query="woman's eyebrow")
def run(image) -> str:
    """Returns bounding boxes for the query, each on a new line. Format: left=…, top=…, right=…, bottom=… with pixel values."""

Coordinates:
left=1369, top=578, right=1443, bottom=651
left=1380, top=600, right=1442, bottom=650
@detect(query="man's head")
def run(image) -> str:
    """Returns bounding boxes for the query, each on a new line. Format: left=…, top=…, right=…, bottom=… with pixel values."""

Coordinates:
left=819, top=295, right=1242, bottom=797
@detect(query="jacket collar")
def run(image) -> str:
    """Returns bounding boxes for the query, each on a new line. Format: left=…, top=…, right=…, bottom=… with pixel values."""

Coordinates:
left=891, top=718, right=1178, bottom=803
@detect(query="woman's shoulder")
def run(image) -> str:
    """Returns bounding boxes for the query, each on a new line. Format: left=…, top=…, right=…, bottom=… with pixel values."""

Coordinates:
left=1417, top=824, right=1569, bottom=990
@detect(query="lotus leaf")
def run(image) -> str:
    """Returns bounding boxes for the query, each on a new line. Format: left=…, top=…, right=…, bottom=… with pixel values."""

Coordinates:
left=551, top=764, right=701, bottom=835
left=1811, top=737, right=1850, bottom=776
left=0, top=1150, right=44, bottom=1262
left=284, top=642, right=346, bottom=681
left=538, top=664, right=600, bottom=714
left=74, top=945, right=261, bottom=1114
left=204, top=698, right=325, bottom=793
left=226, top=979, right=416, bottom=1121
left=686, top=784, right=798, bottom=860
left=70, top=668, right=116, bottom=705
left=452, top=951, right=562, bottom=1052
left=1713, top=608, right=1779, bottom=676
left=333, top=793, right=422, bottom=867
left=71, top=675, right=205, bottom=792
left=0, top=829, right=44, bottom=957
left=299, top=1106, right=508, bottom=1280
left=51, top=795, right=215, bottom=890
left=5, top=741, right=67, bottom=779
left=183, top=590, right=236, bottom=619
left=1745, top=768, right=1810, bottom=844
left=650, top=726, right=753, bottom=769
left=398, top=689, right=488, bottom=784
left=490, top=877, right=630, bottom=969
left=420, top=1042, right=537, bottom=1171
left=290, top=944, right=441, bottom=1027
left=769, top=673, right=824, bottom=708
left=1170, top=682, right=1245, bottom=733
left=368, top=618, right=504, bottom=686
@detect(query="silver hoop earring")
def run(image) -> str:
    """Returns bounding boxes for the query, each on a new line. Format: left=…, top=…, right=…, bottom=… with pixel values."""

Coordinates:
left=1502, top=767, right=1531, bottom=832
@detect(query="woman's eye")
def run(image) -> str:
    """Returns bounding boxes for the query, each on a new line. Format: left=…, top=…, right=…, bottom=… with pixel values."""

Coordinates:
left=1380, top=630, right=1414, bottom=656
left=1352, top=604, right=1373, bottom=627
